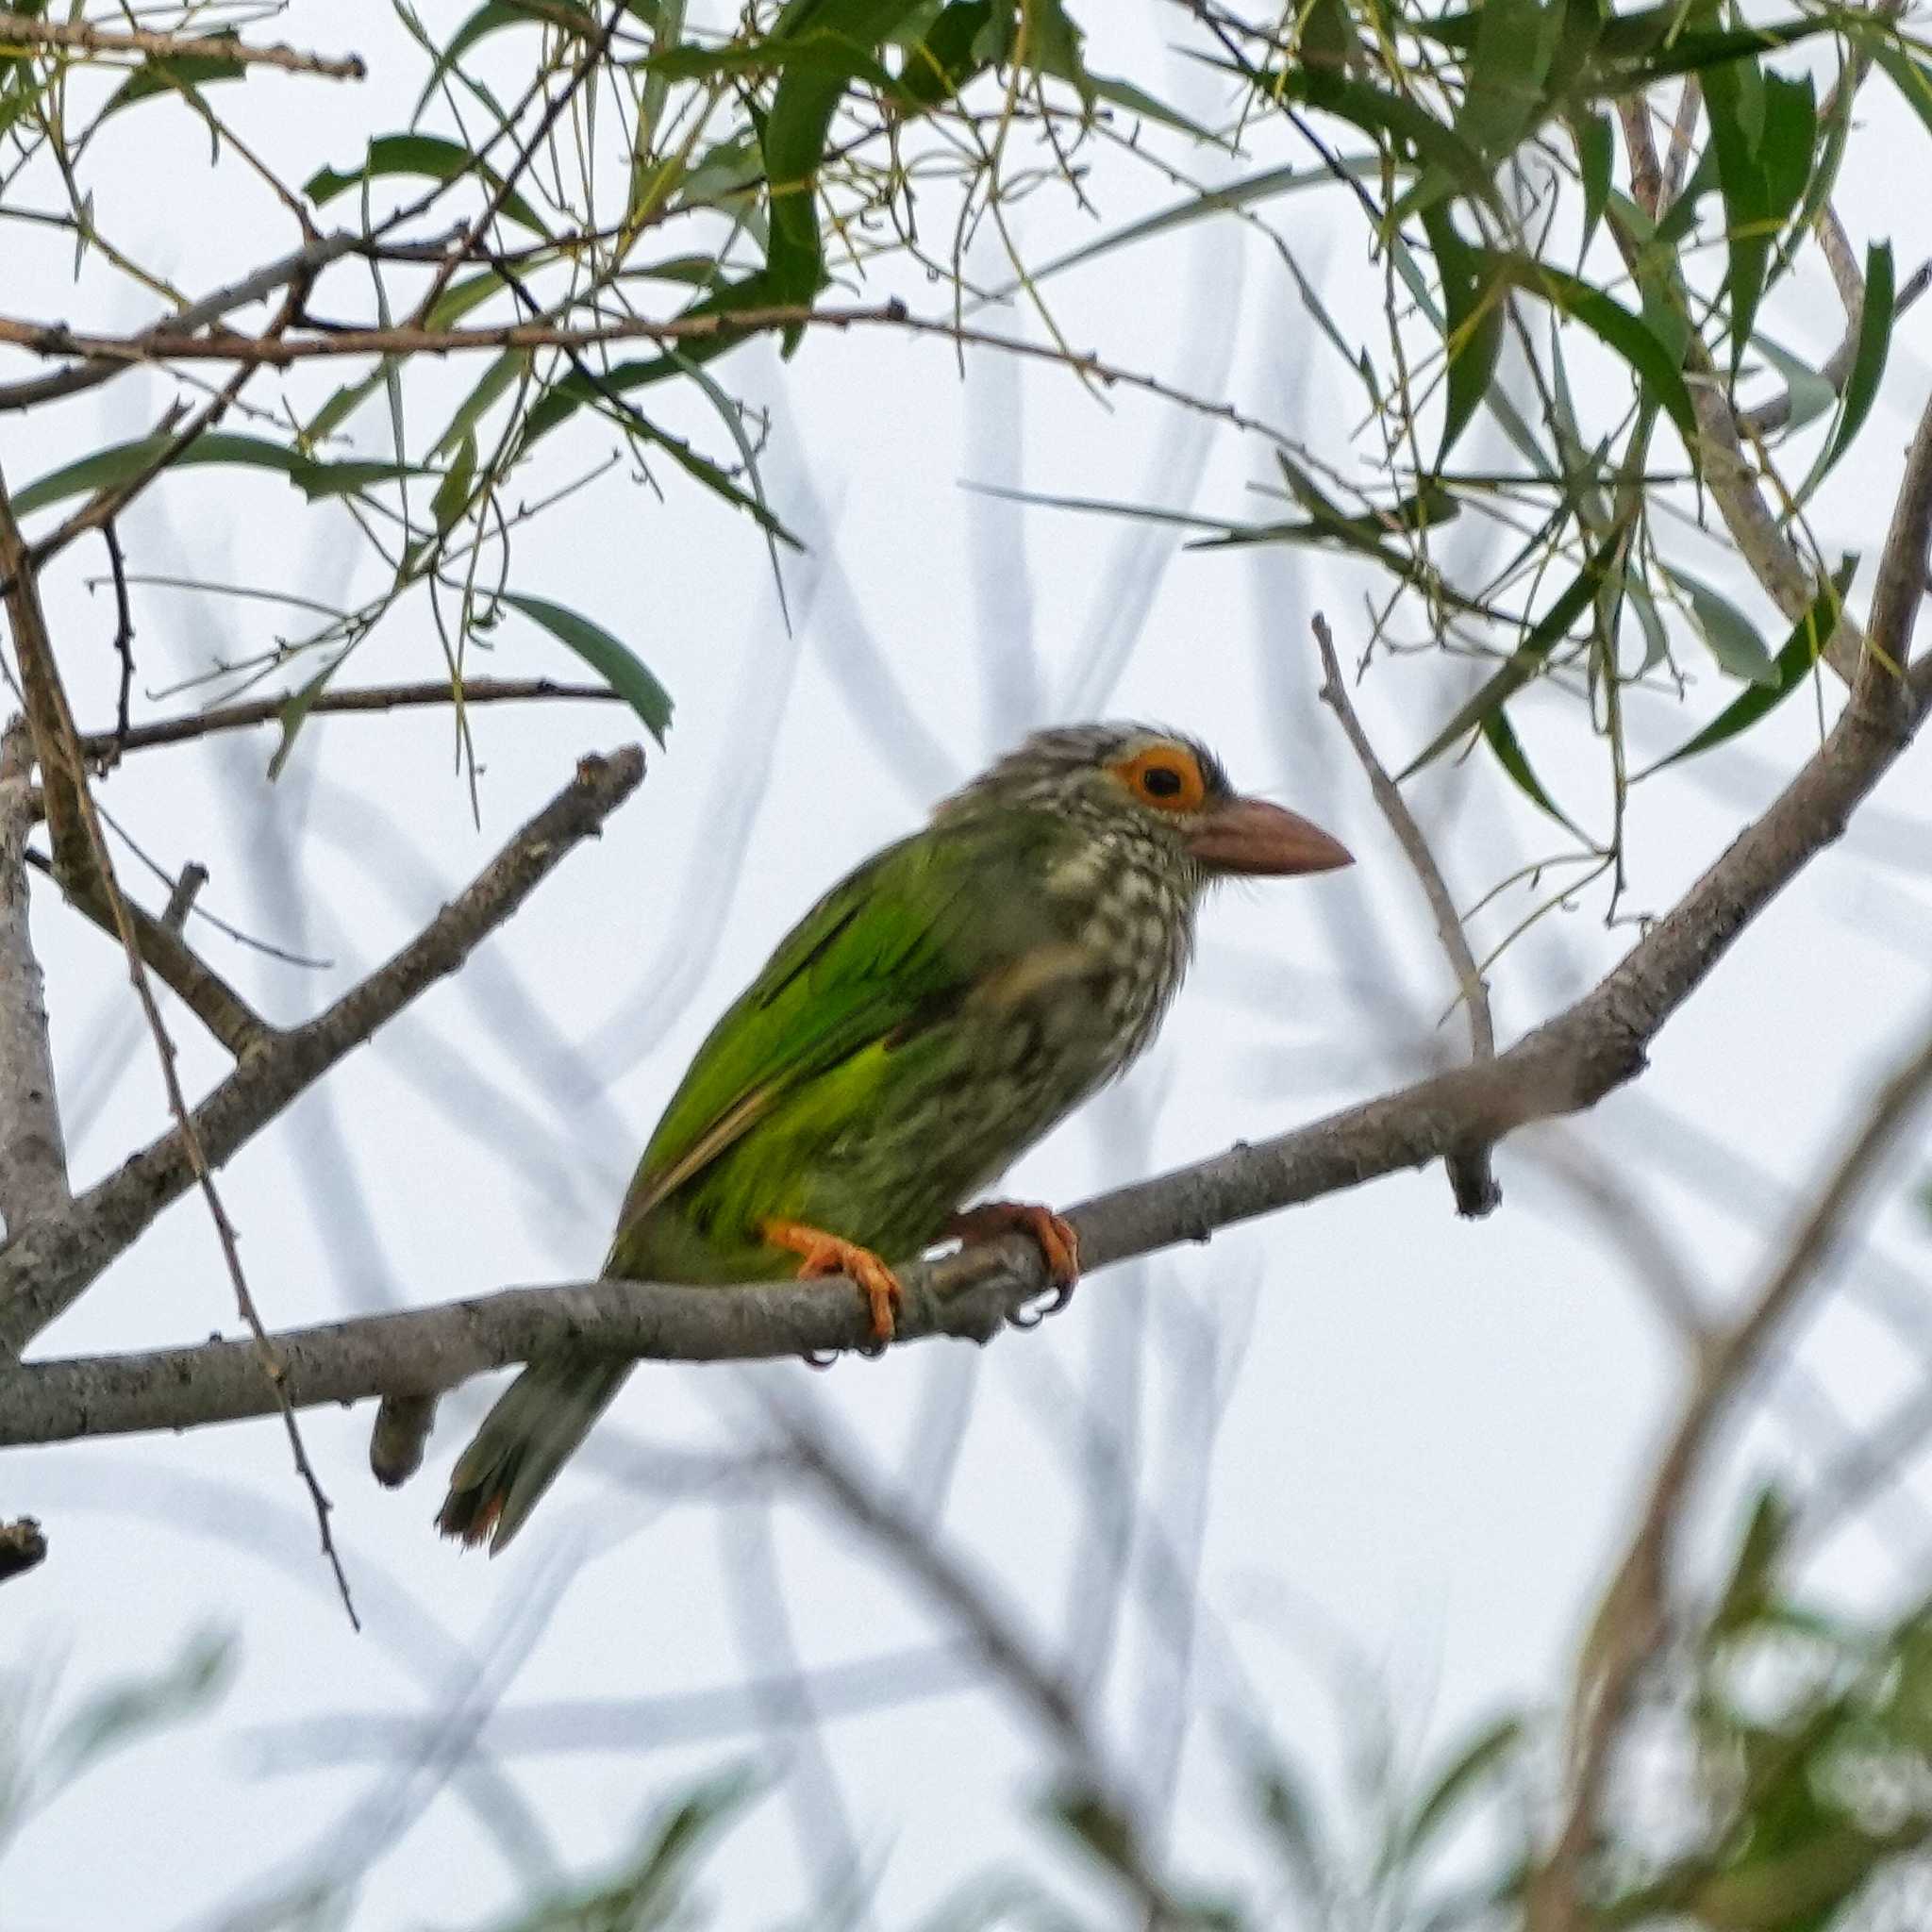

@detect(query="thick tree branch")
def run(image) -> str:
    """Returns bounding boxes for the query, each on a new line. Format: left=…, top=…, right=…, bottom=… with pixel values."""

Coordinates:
left=3, top=634, right=1926, bottom=1442
left=0, top=746, right=647, bottom=1354
left=0, top=721, right=68, bottom=1231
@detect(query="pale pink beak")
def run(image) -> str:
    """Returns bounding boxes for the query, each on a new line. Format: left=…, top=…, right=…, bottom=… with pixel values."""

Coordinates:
left=1186, top=795, right=1353, bottom=876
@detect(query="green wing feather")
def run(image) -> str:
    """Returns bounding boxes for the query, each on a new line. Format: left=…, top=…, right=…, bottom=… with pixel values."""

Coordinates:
left=607, top=807, right=1073, bottom=1263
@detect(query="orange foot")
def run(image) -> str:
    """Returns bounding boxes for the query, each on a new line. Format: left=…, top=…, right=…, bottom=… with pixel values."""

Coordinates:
left=761, top=1218, right=904, bottom=1348
left=944, top=1200, right=1082, bottom=1318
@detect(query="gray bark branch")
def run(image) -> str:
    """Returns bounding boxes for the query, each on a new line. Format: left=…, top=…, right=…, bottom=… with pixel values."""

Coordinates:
left=0, top=745, right=647, bottom=1354
left=0, top=721, right=68, bottom=1233
left=2, top=630, right=1926, bottom=1443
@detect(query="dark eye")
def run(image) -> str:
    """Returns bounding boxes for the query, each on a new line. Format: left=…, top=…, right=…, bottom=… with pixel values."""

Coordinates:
left=1141, top=764, right=1184, bottom=798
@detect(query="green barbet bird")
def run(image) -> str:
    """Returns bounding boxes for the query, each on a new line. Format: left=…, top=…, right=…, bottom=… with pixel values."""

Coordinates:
left=439, top=724, right=1351, bottom=1551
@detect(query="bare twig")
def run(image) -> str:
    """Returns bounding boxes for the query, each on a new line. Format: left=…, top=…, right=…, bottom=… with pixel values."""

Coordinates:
left=0, top=720, right=69, bottom=1231
left=1530, top=1009, right=1932, bottom=1932
left=1313, top=612, right=1498, bottom=1214
left=24, top=847, right=270, bottom=1058
left=77, top=676, right=623, bottom=758
left=1, top=469, right=354, bottom=1623
left=101, top=525, right=134, bottom=743
left=0, top=745, right=648, bottom=1353
left=0, top=304, right=1298, bottom=452
left=0, top=230, right=423, bottom=414
left=0, top=12, right=363, bottom=78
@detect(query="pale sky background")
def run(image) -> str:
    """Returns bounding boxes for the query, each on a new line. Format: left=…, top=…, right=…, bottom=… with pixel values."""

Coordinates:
left=6, top=6, right=1932, bottom=1928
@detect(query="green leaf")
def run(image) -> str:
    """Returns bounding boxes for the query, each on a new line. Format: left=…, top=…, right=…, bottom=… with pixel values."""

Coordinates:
left=1704, top=61, right=1816, bottom=376
left=489, top=1764, right=760, bottom=1932
left=267, top=658, right=342, bottom=782
left=10, top=434, right=423, bottom=516
left=500, top=591, right=673, bottom=742
left=305, top=360, right=403, bottom=443
left=1454, top=0, right=1559, bottom=163
left=100, top=42, right=245, bottom=120
left=898, top=0, right=992, bottom=104
left=1708, top=1486, right=1794, bottom=1639
left=1398, top=1715, right=1526, bottom=1861
left=1399, top=530, right=1623, bottom=777
left=425, top=268, right=508, bottom=331
left=1482, top=706, right=1592, bottom=840
left=1748, top=335, right=1840, bottom=437
left=411, top=0, right=597, bottom=125
left=1662, top=565, right=1778, bottom=686
left=984, top=158, right=1360, bottom=301
left=1421, top=204, right=1506, bottom=464
left=1020, top=0, right=1095, bottom=112
left=758, top=2, right=929, bottom=345
left=432, top=348, right=529, bottom=460
left=431, top=434, right=477, bottom=537
left=1644, top=555, right=1857, bottom=771
left=1804, top=241, right=1894, bottom=499
left=304, top=134, right=549, bottom=234
left=1577, top=110, right=1614, bottom=258
left=42, top=1630, right=234, bottom=1792
left=1485, top=252, right=1698, bottom=445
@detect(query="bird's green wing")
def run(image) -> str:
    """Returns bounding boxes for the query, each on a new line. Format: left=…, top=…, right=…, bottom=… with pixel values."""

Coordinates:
left=610, top=808, right=1073, bottom=1237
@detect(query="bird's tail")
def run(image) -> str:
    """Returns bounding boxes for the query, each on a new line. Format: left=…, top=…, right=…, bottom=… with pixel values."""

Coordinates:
left=436, top=1353, right=632, bottom=1555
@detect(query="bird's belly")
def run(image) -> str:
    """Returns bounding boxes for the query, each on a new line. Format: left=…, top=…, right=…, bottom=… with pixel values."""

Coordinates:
left=646, top=972, right=1154, bottom=1276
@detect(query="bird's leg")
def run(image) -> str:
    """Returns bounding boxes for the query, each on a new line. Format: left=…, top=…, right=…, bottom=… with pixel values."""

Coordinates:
left=943, top=1200, right=1082, bottom=1319
left=760, top=1218, right=904, bottom=1347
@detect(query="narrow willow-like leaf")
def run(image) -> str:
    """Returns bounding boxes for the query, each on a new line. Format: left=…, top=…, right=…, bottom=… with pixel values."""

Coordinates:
left=1421, top=205, right=1506, bottom=466
left=432, top=349, right=529, bottom=461
left=1662, top=564, right=1778, bottom=686
left=411, top=0, right=596, bottom=127
left=1802, top=241, right=1894, bottom=499
left=1486, top=253, right=1698, bottom=443
left=1643, top=555, right=1857, bottom=771
left=501, top=591, right=673, bottom=742
left=1482, top=706, right=1593, bottom=841
left=305, top=133, right=549, bottom=234
left=100, top=44, right=244, bottom=119
left=1399, top=532, right=1623, bottom=778
left=11, top=434, right=422, bottom=515
left=1577, top=111, right=1614, bottom=258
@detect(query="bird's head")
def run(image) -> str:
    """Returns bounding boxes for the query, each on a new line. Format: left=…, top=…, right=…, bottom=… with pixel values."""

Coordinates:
left=935, top=723, right=1353, bottom=885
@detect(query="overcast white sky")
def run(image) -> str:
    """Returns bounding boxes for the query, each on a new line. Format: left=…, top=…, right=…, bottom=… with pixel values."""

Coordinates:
left=6, top=6, right=1932, bottom=1928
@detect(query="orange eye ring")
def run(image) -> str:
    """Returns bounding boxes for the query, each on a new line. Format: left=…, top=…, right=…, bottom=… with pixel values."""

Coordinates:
left=1113, top=743, right=1207, bottom=814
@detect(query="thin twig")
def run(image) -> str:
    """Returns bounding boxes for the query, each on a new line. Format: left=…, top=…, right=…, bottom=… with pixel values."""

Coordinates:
left=24, top=848, right=271, bottom=1058
left=100, top=525, right=134, bottom=743
left=1313, top=612, right=1499, bottom=1214
left=0, top=12, right=364, bottom=78
left=77, top=676, right=623, bottom=758
left=1, top=465, right=356, bottom=1623
left=0, top=745, right=649, bottom=1352
left=0, top=303, right=1301, bottom=453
